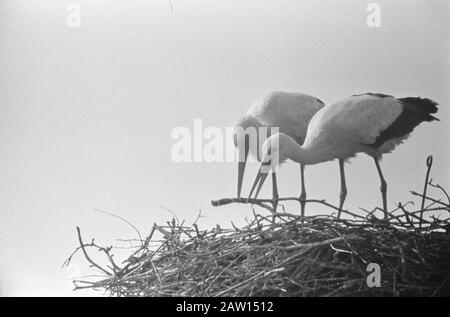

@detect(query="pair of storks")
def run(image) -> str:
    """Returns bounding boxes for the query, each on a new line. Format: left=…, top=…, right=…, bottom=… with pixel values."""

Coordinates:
left=233, top=92, right=439, bottom=219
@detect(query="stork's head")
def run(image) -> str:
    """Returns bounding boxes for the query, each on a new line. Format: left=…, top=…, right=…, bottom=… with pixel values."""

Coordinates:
left=248, top=133, right=295, bottom=199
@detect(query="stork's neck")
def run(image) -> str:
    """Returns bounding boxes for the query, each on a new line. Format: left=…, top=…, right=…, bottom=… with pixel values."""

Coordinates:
left=286, top=142, right=323, bottom=165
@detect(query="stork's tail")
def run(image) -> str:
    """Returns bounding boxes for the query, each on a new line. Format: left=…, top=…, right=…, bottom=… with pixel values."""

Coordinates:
left=399, top=97, right=439, bottom=122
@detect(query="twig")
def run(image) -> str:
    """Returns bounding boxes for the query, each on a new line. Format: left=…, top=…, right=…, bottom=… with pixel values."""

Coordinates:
left=429, top=182, right=450, bottom=205
left=420, top=156, right=433, bottom=228
left=94, top=208, right=143, bottom=247
left=211, top=197, right=273, bottom=212
left=211, top=197, right=365, bottom=220
left=75, top=227, right=112, bottom=277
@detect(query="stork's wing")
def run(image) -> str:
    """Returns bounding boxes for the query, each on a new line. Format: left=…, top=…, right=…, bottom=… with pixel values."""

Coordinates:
left=247, top=91, right=324, bottom=144
left=331, top=94, right=404, bottom=145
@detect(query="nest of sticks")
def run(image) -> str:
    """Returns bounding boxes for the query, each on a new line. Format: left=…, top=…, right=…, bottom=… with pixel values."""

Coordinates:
left=64, top=157, right=450, bottom=296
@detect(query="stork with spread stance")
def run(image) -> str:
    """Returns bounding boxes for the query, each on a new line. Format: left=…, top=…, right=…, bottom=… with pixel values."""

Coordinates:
left=249, top=93, right=439, bottom=219
left=234, top=91, right=324, bottom=214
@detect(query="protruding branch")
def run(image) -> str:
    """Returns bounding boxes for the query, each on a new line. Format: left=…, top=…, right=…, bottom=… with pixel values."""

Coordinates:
left=75, top=226, right=112, bottom=277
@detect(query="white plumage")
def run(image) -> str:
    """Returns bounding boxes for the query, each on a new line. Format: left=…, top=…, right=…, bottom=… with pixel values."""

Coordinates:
left=319, top=94, right=403, bottom=145
left=247, top=92, right=324, bottom=145
left=233, top=91, right=324, bottom=214
left=250, top=93, right=439, bottom=219
left=299, top=94, right=405, bottom=163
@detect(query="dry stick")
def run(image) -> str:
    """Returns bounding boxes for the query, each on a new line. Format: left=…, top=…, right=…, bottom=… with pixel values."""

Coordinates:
left=410, top=191, right=449, bottom=209
left=420, top=156, right=433, bottom=228
left=119, top=225, right=157, bottom=274
left=244, top=235, right=360, bottom=251
left=150, top=260, right=162, bottom=287
left=203, top=250, right=249, bottom=296
left=212, top=197, right=273, bottom=212
left=62, top=244, right=85, bottom=268
left=213, top=270, right=266, bottom=297
left=214, top=234, right=359, bottom=297
left=63, top=241, right=119, bottom=275
left=424, top=196, right=442, bottom=209
left=408, top=206, right=450, bottom=216
left=429, top=182, right=450, bottom=205
left=397, top=202, right=413, bottom=227
left=75, top=227, right=112, bottom=277
left=94, top=208, right=144, bottom=247
left=122, top=236, right=169, bottom=278
left=359, top=206, right=378, bottom=219
left=99, top=247, right=120, bottom=273
left=160, top=205, right=180, bottom=226
left=281, top=198, right=364, bottom=220
left=384, top=209, right=417, bottom=226
left=211, top=197, right=365, bottom=220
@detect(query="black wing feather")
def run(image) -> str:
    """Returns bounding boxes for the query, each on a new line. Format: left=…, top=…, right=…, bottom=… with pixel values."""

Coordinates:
left=370, top=97, right=439, bottom=148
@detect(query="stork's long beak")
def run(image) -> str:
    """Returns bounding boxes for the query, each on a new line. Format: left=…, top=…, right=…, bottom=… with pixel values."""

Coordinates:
left=237, top=158, right=247, bottom=198
left=237, top=139, right=249, bottom=198
left=248, top=159, right=271, bottom=200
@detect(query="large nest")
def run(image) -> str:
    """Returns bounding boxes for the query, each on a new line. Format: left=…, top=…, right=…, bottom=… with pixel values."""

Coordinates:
left=64, top=157, right=450, bottom=296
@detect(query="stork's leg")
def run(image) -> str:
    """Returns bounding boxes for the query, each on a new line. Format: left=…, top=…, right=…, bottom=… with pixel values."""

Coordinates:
left=337, top=159, right=347, bottom=219
left=299, top=164, right=306, bottom=217
left=271, top=171, right=279, bottom=213
left=373, top=157, right=388, bottom=219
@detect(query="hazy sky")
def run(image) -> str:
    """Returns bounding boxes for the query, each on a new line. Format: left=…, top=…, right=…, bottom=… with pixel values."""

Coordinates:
left=0, top=0, right=448, bottom=296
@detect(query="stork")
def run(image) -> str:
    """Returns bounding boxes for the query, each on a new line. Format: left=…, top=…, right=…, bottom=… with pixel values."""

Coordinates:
left=233, top=91, right=324, bottom=214
left=249, top=93, right=439, bottom=219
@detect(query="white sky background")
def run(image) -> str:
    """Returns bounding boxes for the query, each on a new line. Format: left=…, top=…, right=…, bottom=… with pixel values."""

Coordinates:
left=0, top=0, right=448, bottom=296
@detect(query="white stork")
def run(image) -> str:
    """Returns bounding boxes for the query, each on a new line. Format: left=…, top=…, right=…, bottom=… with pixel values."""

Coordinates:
left=233, top=91, right=324, bottom=214
left=249, top=93, right=439, bottom=219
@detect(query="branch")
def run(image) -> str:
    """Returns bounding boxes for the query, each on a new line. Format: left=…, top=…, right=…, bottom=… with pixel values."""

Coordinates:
left=419, top=155, right=433, bottom=228
left=75, top=227, right=112, bottom=277
left=211, top=197, right=365, bottom=220
left=211, top=197, right=274, bottom=212
left=429, top=182, right=450, bottom=205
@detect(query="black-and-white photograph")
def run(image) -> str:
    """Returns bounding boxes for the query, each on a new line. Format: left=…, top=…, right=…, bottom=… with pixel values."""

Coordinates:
left=0, top=0, right=449, bottom=300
